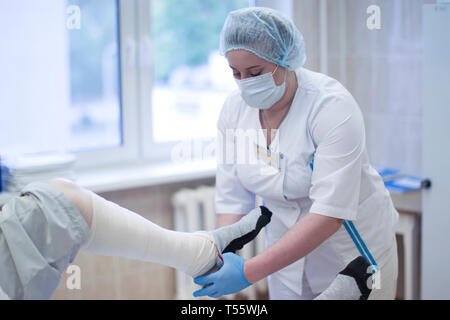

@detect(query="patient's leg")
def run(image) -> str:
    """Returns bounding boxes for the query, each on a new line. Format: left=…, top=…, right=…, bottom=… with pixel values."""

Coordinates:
left=48, top=179, right=93, bottom=227
left=48, top=179, right=271, bottom=278
left=212, top=206, right=272, bottom=254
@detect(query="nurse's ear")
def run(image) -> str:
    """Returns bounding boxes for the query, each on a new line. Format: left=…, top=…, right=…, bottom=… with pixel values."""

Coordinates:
left=273, top=66, right=294, bottom=88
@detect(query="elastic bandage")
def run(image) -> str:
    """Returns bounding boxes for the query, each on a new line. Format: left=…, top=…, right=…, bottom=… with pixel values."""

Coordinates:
left=81, top=192, right=218, bottom=278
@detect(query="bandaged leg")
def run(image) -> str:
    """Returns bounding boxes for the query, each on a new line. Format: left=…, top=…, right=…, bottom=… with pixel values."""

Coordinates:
left=211, top=206, right=272, bottom=253
left=82, top=192, right=220, bottom=278
left=81, top=192, right=271, bottom=278
left=314, top=256, right=372, bottom=300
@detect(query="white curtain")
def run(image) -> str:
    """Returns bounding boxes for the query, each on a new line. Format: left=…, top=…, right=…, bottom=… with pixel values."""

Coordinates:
left=292, top=0, right=430, bottom=176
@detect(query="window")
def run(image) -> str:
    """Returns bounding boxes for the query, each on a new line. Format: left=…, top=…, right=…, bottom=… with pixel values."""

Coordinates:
left=141, top=0, right=250, bottom=162
left=1, top=0, right=251, bottom=169
left=0, top=0, right=122, bottom=156
left=67, top=0, right=122, bottom=151
left=150, top=0, right=247, bottom=143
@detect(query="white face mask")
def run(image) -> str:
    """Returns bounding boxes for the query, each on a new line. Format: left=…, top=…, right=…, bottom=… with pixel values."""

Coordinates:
left=235, top=65, right=286, bottom=110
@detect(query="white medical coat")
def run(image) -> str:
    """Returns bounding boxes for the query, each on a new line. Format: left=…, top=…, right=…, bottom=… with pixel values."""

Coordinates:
left=215, top=67, right=399, bottom=295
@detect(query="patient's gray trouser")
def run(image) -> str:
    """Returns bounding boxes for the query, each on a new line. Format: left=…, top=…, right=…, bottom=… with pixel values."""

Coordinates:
left=0, top=182, right=90, bottom=299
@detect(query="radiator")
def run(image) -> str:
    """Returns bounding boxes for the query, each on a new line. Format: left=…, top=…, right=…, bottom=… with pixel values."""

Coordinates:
left=171, top=186, right=268, bottom=300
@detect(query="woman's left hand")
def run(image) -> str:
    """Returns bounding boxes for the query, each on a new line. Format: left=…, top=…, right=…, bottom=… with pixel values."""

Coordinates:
left=193, top=252, right=252, bottom=298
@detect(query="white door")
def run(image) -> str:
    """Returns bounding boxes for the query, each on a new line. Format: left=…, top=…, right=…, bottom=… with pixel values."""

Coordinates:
left=422, top=3, right=450, bottom=300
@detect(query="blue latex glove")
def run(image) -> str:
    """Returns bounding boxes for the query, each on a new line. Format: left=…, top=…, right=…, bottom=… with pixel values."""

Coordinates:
left=193, top=252, right=252, bottom=298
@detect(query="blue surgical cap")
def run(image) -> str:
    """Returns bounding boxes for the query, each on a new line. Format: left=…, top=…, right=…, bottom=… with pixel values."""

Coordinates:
left=219, top=7, right=306, bottom=70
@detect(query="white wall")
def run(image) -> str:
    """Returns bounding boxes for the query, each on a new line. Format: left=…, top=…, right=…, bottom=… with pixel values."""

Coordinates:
left=421, top=3, right=450, bottom=300
left=292, top=0, right=425, bottom=176
left=0, top=0, right=71, bottom=154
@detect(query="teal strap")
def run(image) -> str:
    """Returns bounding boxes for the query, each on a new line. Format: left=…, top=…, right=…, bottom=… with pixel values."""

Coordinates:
left=343, top=220, right=379, bottom=273
left=308, top=156, right=378, bottom=272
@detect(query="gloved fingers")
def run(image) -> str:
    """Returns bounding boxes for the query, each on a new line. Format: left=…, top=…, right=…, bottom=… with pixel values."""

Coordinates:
left=193, top=283, right=217, bottom=298
left=194, top=273, right=216, bottom=285
left=210, top=291, right=223, bottom=299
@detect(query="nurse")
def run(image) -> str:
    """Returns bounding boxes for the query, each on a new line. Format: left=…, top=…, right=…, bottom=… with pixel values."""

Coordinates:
left=193, top=7, right=399, bottom=300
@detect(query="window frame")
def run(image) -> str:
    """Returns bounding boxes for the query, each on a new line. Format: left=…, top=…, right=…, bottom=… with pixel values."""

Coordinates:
left=77, top=0, right=261, bottom=169
left=137, top=0, right=247, bottom=163
left=74, top=0, right=140, bottom=170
